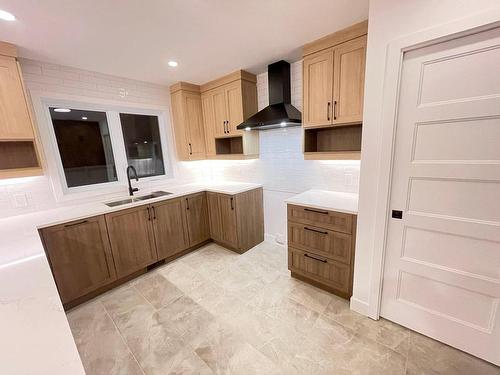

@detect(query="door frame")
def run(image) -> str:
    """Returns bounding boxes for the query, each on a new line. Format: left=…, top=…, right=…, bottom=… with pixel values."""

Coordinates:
left=364, top=8, right=500, bottom=319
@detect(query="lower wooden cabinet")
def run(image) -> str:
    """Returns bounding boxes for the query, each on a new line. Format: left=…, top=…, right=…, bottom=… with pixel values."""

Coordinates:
left=207, top=188, right=264, bottom=253
left=182, top=192, right=210, bottom=246
left=151, top=198, right=189, bottom=260
left=105, top=205, right=158, bottom=278
left=39, top=215, right=116, bottom=304
left=287, top=204, right=356, bottom=299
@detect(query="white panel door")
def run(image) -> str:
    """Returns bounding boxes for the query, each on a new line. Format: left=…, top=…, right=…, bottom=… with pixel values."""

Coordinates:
left=381, top=26, right=500, bottom=365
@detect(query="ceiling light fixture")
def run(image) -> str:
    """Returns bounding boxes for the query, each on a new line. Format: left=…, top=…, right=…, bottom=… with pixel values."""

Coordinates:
left=54, top=108, right=71, bottom=113
left=245, top=127, right=251, bottom=131
left=168, top=61, right=178, bottom=67
left=81, top=116, right=88, bottom=120
left=280, top=121, right=287, bottom=127
left=0, top=9, right=16, bottom=21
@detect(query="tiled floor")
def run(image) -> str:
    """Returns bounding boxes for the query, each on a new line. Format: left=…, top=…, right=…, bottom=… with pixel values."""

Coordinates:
left=67, top=242, right=500, bottom=375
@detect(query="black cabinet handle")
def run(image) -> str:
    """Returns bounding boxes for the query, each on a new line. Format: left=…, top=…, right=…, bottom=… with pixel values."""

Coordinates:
left=186, top=197, right=190, bottom=210
left=152, top=206, right=156, bottom=220
left=327, top=102, right=331, bottom=121
left=333, top=100, right=337, bottom=120
left=304, top=226, right=328, bottom=235
left=64, top=220, right=88, bottom=227
left=226, top=120, right=230, bottom=133
left=230, top=197, right=234, bottom=210
left=146, top=207, right=151, bottom=221
left=304, top=208, right=329, bottom=215
left=304, top=253, right=328, bottom=263
left=188, top=143, right=193, bottom=155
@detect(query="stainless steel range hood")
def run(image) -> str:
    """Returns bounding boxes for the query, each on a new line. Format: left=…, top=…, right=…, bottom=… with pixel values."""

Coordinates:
left=237, top=60, right=301, bottom=131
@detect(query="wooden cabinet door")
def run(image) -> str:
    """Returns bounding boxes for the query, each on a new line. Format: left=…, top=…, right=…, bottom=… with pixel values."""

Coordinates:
left=0, top=56, right=34, bottom=139
left=212, top=87, right=228, bottom=137
left=152, top=198, right=189, bottom=260
left=225, top=81, right=244, bottom=135
left=184, top=92, right=206, bottom=159
left=182, top=192, right=210, bottom=246
left=105, top=205, right=157, bottom=278
left=219, top=194, right=238, bottom=248
left=207, top=192, right=223, bottom=242
left=40, top=215, right=116, bottom=303
left=333, top=36, right=367, bottom=125
left=201, top=92, right=216, bottom=156
left=303, top=49, right=334, bottom=128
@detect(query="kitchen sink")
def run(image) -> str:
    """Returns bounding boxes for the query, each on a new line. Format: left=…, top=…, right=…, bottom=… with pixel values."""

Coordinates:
left=105, top=191, right=172, bottom=207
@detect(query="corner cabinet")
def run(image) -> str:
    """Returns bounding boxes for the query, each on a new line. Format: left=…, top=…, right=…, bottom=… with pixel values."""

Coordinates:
left=0, top=41, right=43, bottom=178
left=182, top=192, right=211, bottom=246
left=207, top=188, right=264, bottom=253
left=302, top=21, right=367, bottom=160
left=170, top=82, right=206, bottom=161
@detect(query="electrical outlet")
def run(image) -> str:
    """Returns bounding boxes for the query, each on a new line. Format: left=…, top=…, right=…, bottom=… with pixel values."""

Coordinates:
left=344, top=173, right=353, bottom=186
left=12, top=193, right=29, bottom=208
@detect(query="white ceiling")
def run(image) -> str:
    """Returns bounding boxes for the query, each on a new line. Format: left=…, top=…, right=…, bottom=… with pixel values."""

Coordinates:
left=0, top=0, right=368, bottom=86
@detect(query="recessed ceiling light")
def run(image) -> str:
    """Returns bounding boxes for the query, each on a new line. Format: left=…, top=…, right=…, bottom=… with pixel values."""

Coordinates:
left=168, top=61, right=178, bottom=67
left=81, top=116, right=88, bottom=120
left=54, top=108, right=71, bottom=113
left=0, top=9, right=16, bottom=22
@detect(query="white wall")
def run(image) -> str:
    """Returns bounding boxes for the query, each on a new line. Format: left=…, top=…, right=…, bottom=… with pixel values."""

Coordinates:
left=208, top=60, right=360, bottom=242
left=353, top=0, right=500, bottom=317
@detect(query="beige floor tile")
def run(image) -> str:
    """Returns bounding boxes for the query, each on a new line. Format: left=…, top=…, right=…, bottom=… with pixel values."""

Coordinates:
left=134, top=273, right=184, bottom=309
left=263, top=297, right=320, bottom=335
left=288, top=279, right=334, bottom=314
left=226, top=343, right=282, bottom=375
left=322, top=294, right=366, bottom=330
left=354, top=317, right=410, bottom=357
left=406, top=331, right=500, bottom=375
left=158, top=261, right=208, bottom=295
left=169, top=351, right=214, bottom=375
left=99, top=285, right=151, bottom=319
left=67, top=301, right=144, bottom=375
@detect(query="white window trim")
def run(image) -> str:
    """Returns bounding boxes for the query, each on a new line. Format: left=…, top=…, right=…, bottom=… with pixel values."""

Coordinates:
left=29, top=90, right=176, bottom=202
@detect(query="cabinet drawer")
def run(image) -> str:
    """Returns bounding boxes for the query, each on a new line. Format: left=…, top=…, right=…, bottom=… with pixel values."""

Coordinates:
left=288, top=222, right=352, bottom=264
left=288, top=247, right=350, bottom=295
left=287, top=204, right=352, bottom=234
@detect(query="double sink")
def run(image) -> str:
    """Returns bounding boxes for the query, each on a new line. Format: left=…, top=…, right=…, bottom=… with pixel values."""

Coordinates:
left=105, top=190, right=172, bottom=207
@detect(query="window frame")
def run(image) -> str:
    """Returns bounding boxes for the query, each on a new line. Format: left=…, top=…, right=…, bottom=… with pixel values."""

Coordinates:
left=37, top=96, right=174, bottom=201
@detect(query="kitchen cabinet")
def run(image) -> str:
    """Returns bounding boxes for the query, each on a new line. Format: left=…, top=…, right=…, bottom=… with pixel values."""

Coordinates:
left=200, top=71, right=259, bottom=158
left=105, top=205, right=157, bottom=278
left=39, top=215, right=116, bottom=304
left=182, top=192, right=210, bottom=246
left=170, top=82, right=206, bottom=161
left=302, top=21, right=367, bottom=160
left=207, top=188, right=264, bottom=253
left=287, top=204, right=357, bottom=299
left=0, top=41, right=42, bottom=178
left=151, top=198, right=189, bottom=260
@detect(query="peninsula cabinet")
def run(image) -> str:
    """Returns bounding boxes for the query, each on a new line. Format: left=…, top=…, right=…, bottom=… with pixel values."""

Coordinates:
left=207, top=188, right=264, bottom=253
left=302, top=21, right=367, bottom=160
left=105, top=205, right=158, bottom=278
left=39, top=215, right=116, bottom=305
left=170, top=82, right=206, bottom=161
left=0, top=41, right=42, bottom=178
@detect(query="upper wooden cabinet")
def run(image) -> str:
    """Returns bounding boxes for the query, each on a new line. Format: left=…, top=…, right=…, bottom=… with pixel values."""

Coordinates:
left=170, top=82, right=206, bottom=161
left=0, top=41, right=42, bottom=178
left=302, top=21, right=367, bottom=128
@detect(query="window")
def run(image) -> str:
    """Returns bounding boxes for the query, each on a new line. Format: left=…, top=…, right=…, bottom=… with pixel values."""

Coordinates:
left=119, top=113, right=165, bottom=178
left=50, top=107, right=117, bottom=188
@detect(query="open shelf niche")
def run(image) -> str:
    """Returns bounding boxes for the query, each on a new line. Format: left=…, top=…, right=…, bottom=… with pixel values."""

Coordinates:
left=303, top=124, right=362, bottom=160
left=215, top=136, right=243, bottom=155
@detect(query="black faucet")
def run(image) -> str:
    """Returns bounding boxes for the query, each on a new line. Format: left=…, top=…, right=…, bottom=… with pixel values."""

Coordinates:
left=126, top=165, right=139, bottom=196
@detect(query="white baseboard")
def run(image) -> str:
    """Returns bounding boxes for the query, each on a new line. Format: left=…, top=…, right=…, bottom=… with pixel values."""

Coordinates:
left=264, top=233, right=286, bottom=246
left=350, top=296, right=377, bottom=319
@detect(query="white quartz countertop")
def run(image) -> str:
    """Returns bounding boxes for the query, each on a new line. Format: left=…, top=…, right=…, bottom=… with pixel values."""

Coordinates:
left=285, top=189, right=358, bottom=215
left=0, top=181, right=261, bottom=375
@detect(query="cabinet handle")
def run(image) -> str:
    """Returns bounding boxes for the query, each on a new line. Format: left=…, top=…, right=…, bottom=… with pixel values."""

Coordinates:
left=304, top=208, right=329, bottom=215
left=152, top=206, right=156, bottom=220
left=304, top=226, right=328, bottom=235
left=64, top=220, right=88, bottom=227
left=186, top=197, right=190, bottom=210
left=304, top=253, right=328, bottom=263
left=146, top=207, right=151, bottom=221
left=188, top=143, right=192, bottom=155
left=327, top=102, right=331, bottom=121
left=333, top=100, right=337, bottom=120
left=230, top=197, right=234, bottom=210
left=226, top=120, right=230, bottom=134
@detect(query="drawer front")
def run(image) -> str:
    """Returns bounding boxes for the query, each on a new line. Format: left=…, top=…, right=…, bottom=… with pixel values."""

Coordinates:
left=288, top=222, right=352, bottom=264
left=288, top=247, right=350, bottom=294
left=287, top=204, right=352, bottom=234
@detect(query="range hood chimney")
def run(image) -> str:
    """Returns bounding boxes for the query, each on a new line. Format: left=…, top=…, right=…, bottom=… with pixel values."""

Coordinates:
left=237, top=60, right=301, bottom=131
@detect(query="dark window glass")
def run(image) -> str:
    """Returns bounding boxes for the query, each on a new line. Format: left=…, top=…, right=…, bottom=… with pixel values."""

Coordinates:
left=119, top=113, right=165, bottom=178
left=50, top=108, right=117, bottom=188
